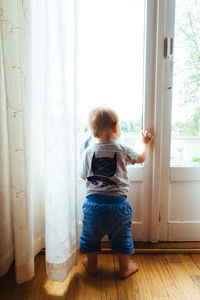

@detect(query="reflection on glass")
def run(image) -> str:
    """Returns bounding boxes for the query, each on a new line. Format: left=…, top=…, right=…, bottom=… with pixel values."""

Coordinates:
left=77, top=0, right=145, bottom=147
left=171, top=0, right=200, bottom=166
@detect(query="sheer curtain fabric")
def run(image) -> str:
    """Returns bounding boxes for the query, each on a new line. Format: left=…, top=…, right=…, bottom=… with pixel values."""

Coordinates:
left=0, top=0, right=79, bottom=283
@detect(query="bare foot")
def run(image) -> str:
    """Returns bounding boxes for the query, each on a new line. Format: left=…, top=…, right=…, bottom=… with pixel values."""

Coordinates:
left=82, top=256, right=97, bottom=275
left=120, top=261, right=138, bottom=279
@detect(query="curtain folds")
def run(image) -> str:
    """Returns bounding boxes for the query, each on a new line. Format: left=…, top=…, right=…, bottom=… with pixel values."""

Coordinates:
left=0, top=0, right=35, bottom=283
left=0, top=0, right=79, bottom=283
left=0, top=27, right=14, bottom=278
left=42, top=0, right=78, bottom=282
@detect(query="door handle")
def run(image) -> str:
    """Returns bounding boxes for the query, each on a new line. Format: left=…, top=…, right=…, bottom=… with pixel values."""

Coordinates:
left=164, top=37, right=174, bottom=59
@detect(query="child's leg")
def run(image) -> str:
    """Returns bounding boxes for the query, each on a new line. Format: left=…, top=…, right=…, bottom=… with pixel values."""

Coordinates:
left=83, top=252, right=99, bottom=274
left=118, top=254, right=138, bottom=279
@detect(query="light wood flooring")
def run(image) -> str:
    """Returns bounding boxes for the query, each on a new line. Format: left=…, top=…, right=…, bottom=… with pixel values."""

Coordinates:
left=1, top=253, right=200, bottom=299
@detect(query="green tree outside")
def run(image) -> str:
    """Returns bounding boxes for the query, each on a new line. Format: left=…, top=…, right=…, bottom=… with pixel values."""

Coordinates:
left=172, top=0, right=200, bottom=137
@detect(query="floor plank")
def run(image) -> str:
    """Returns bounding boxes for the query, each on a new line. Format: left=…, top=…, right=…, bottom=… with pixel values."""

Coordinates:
left=138, top=255, right=169, bottom=298
left=163, top=255, right=200, bottom=300
left=157, top=254, right=188, bottom=300
left=97, top=254, right=118, bottom=300
left=191, top=254, right=200, bottom=269
left=1, top=253, right=200, bottom=299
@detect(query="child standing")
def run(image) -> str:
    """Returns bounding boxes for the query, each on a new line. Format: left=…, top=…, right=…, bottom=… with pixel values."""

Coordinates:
left=79, top=107, right=153, bottom=279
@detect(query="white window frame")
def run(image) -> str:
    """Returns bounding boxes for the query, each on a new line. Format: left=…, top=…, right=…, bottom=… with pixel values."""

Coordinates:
left=151, top=0, right=176, bottom=242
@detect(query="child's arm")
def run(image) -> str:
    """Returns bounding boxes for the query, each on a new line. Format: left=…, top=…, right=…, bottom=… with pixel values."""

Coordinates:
left=136, top=130, right=153, bottom=163
left=80, top=136, right=93, bottom=180
left=80, top=148, right=90, bottom=180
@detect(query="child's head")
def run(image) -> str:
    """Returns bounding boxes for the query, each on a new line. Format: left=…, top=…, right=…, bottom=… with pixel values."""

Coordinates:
left=88, top=107, right=120, bottom=140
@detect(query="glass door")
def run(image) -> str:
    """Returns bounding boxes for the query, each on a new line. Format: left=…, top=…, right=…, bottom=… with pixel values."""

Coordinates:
left=77, top=0, right=144, bottom=146
left=76, top=0, right=156, bottom=241
left=171, top=0, right=200, bottom=167
left=157, top=0, right=200, bottom=242
left=168, top=0, right=200, bottom=241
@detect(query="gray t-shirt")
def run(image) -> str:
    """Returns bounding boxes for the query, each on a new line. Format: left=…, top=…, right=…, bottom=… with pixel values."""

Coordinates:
left=80, top=140, right=138, bottom=196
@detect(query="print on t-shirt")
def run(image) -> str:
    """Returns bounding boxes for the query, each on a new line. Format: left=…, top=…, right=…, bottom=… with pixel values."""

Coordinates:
left=87, top=152, right=117, bottom=187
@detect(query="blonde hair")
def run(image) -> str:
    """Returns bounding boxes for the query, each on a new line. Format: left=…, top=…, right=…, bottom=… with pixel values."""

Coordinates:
left=88, top=107, right=119, bottom=138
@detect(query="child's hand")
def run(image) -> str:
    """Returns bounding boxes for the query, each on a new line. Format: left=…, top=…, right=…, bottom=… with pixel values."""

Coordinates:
left=141, top=130, right=153, bottom=144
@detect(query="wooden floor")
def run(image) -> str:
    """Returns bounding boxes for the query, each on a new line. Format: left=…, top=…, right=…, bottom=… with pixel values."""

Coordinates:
left=1, top=253, right=200, bottom=299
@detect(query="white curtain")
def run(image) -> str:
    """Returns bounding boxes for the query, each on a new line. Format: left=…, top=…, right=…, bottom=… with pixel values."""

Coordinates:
left=0, top=0, right=79, bottom=284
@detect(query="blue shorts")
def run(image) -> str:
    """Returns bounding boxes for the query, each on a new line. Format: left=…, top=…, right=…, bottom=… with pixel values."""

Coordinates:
left=80, top=194, right=134, bottom=254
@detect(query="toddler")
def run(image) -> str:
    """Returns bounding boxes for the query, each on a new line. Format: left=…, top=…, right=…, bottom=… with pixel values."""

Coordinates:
left=79, top=107, right=153, bottom=278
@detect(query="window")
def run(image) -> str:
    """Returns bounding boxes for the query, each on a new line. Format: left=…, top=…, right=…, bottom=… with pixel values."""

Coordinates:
left=170, top=0, right=200, bottom=166
left=77, top=0, right=145, bottom=148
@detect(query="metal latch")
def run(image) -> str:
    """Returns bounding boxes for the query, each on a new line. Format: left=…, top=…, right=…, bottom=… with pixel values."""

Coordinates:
left=164, top=37, right=173, bottom=59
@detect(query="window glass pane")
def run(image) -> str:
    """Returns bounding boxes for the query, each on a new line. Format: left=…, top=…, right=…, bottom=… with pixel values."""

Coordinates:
left=171, top=0, right=200, bottom=166
left=77, top=0, right=145, bottom=149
